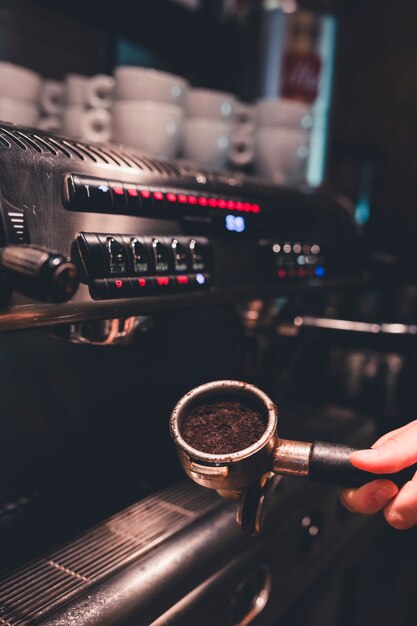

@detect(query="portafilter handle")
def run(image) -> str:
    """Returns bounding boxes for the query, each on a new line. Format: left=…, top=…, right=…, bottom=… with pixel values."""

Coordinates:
left=303, top=440, right=416, bottom=488
left=239, top=442, right=417, bottom=536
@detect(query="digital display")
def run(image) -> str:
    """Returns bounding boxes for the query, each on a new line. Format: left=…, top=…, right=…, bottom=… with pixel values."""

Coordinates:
left=225, top=215, right=246, bottom=233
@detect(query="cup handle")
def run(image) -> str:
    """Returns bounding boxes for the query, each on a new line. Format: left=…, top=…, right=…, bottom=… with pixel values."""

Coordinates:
left=80, top=108, right=112, bottom=143
left=40, top=81, right=65, bottom=115
left=85, top=75, right=115, bottom=110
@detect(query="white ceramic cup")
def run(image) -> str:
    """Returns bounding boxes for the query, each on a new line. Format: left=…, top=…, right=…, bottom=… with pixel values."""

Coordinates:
left=0, top=97, right=39, bottom=126
left=254, top=128, right=310, bottom=184
left=112, top=100, right=184, bottom=157
left=114, top=66, right=188, bottom=107
left=229, top=124, right=255, bottom=167
left=62, top=106, right=112, bottom=143
left=185, top=88, right=236, bottom=121
left=40, top=80, right=65, bottom=115
left=182, top=118, right=232, bottom=169
left=256, top=98, right=313, bottom=130
left=235, top=102, right=255, bottom=125
left=65, top=74, right=115, bottom=109
left=0, top=62, right=42, bottom=103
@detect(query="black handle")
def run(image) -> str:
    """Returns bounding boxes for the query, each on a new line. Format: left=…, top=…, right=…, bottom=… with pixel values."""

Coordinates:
left=0, top=245, right=79, bottom=303
left=309, top=441, right=417, bottom=488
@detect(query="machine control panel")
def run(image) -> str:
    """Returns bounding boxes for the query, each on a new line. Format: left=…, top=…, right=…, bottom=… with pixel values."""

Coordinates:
left=260, top=240, right=327, bottom=281
left=74, top=233, right=213, bottom=300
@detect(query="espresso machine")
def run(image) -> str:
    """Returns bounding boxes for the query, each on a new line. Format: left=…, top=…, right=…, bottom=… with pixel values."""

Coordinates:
left=0, top=123, right=415, bottom=626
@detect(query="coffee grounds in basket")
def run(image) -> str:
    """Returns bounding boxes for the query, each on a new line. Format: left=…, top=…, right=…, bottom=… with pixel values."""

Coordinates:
left=181, top=400, right=266, bottom=454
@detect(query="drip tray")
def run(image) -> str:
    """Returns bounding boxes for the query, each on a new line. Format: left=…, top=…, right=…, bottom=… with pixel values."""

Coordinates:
left=0, top=483, right=223, bottom=626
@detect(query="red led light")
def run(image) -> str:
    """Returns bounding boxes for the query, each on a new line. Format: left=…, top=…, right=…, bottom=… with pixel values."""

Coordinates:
left=278, top=269, right=287, bottom=279
left=127, top=188, right=138, bottom=197
left=198, top=196, right=208, bottom=207
left=208, top=198, right=217, bottom=208
left=235, top=201, right=243, bottom=211
left=138, top=278, right=147, bottom=287
left=115, top=279, right=123, bottom=288
left=157, top=277, right=170, bottom=286
left=177, top=276, right=189, bottom=285
left=178, top=194, right=187, bottom=204
left=298, top=268, right=307, bottom=278
left=251, top=203, right=261, bottom=214
left=216, top=198, right=227, bottom=209
left=112, top=186, right=124, bottom=196
left=227, top=200, right=236, bottom=210
left=140, top=189, right=151, bottom=199
left=153, top=191, right=164, bottom=201
left=188, top=195, right=197, bottom=204
left=167, top=193, right=177, bottom=202
left=243, top=202, right=252, bottom=213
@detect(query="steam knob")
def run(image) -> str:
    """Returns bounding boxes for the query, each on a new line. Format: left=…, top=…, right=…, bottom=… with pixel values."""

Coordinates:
left=0, top=245, right=79, bottom=302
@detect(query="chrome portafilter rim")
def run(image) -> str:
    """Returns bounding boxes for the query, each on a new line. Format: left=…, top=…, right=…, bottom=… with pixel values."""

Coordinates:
left=170, top=379, right=278, bottom=465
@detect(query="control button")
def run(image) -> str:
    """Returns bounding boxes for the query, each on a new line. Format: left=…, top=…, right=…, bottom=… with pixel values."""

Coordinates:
left=75, top=233, right=106, bottom=279
left=89, top=279, right=109, bottom=300
left=110, top=183, right=127, bottom=213
left=155, top=275, right=172, bottom=289
left=175, top=275, right=191, bottom=289
left=170, top=239, right=190, bottom=273
left=106, top=277, right=132, bottom=298
left=177, top=193, right=188, bottom=205
left=125, top=185, right=142, bottom=214
left=126, top=237, right=150, bottom=275
left=189, top=239, right=210, bottom=272
left=100, top=236, right=127, bottom=276
left=150, top=238, right=170, bottom=274
left=138, top=188, right=153, bottom=214
left=152, top=190, right=166, bottom=215
left=86, top=178, right=112, bottom=212
left=66, top=175, right=90, bottom=210
left=130, top=276, right=155, bottom=295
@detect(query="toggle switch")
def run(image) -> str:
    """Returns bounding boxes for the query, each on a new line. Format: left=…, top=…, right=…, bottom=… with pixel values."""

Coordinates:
left=102, top=236, right=127, bottom=276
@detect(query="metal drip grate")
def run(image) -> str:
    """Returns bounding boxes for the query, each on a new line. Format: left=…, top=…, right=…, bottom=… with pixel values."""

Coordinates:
left=0, top=483, right=221, bottom=626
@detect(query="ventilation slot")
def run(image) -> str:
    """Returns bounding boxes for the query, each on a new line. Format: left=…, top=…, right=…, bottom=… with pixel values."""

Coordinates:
left=14, top=131, right=43, bottom=153
left=0, top=134, right=11, bottom=148
left=77, top=142, right=113, bottom=164
left=0, top=128, right=28, bottom=151
left=29, top=134, right=59, bottom=156
left=0, top=483, right=221, bottom=626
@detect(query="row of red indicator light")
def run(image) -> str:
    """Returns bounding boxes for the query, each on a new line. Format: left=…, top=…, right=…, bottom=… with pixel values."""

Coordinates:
left=113, top=276, right=190, bottom=289
left=278, top=268, right=314, bottom=279
left=112, top=186, right=261, bottom=214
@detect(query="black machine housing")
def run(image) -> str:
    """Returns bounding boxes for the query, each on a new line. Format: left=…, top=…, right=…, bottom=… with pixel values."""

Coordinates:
left=0, top=123, right=363, bottom=331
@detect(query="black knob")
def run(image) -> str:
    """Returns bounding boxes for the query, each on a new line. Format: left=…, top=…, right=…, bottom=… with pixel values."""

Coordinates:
left=0, top=245, right=79, bottom=303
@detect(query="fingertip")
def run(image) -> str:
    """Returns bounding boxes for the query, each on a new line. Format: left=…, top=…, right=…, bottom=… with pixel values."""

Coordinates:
left=340, top=480, right=398, bottom=515
left=339, top=488, right=357, bottom=512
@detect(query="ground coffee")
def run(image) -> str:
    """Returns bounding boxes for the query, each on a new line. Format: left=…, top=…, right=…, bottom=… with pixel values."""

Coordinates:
left=180, top=400, right=266, bottom=454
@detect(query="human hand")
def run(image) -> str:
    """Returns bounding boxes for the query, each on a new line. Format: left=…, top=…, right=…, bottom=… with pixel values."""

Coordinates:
left=339, top=420, right=417, bottom=529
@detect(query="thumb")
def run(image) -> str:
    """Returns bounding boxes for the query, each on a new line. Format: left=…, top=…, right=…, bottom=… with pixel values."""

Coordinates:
left=350, top=422, right=417, bottom=474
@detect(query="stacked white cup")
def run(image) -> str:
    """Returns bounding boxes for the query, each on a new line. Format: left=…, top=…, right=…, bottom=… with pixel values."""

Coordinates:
left=39, top=73, right=115, bottom=142
left=0, top=61, right=42, bottom=128
left=229, top=101, right=256, bottom=170
left=112, top=66, right=188, bottom=159
left=254, top=98, right=313, bottom=186
left=182, top=88, right=236, bottom=170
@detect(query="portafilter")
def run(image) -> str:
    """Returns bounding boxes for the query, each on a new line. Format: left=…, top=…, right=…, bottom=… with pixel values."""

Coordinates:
left=170, top=380, right=417, bottom=534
